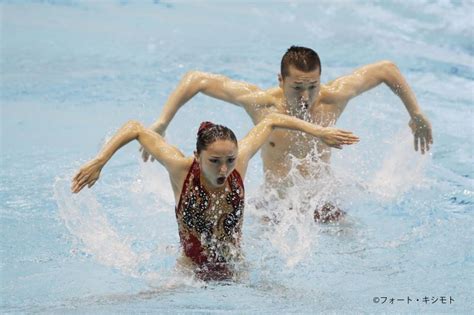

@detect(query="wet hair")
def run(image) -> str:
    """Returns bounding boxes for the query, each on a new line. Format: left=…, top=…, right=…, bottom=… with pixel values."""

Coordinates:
left=196, top=121, right=238, bottom=154
left=280, top=46, right=321, bottom=78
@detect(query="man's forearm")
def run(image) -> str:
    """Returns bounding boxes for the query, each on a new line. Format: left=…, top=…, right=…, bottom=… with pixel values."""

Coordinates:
left=382, top=62, right=423, bottom=118
left=151, top=71, right=202, bottom=132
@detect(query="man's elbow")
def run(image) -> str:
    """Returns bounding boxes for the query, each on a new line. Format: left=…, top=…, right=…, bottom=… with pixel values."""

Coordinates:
left=377, top=60, right=398, bottom=69
left=378, top=60, right=400, bottom=76
left=183, top=70, right=207, bottom=90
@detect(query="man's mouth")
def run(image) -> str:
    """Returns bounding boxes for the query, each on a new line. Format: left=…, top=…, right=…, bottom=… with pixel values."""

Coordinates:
left=217, top=177, right=226, bottom=185
left=300, top=102, right=309, bottom=109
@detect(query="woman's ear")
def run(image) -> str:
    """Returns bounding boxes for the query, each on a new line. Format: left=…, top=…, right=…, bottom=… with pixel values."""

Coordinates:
left=194, top=151, right=199, bottom=163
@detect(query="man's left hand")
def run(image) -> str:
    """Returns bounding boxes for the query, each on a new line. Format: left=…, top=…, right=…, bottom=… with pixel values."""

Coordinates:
left=409, top=113, right=433, bottom=154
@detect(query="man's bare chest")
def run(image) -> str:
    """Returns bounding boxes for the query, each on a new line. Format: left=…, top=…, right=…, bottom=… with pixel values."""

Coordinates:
left=262, top=129, right=320, bottom=159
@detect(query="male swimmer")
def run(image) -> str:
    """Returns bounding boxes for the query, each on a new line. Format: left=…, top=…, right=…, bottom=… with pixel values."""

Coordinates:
left=141, top=46, right=433, bottom=222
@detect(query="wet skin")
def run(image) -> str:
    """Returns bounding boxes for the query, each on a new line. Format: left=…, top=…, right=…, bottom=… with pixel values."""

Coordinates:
left=194, top=140, right=238, bottom=190
left=145, top=61, right=433, bottom=199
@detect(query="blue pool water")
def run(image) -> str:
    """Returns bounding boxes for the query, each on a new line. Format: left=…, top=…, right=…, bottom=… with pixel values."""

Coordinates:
left=1, top=1, right=473, bottom=313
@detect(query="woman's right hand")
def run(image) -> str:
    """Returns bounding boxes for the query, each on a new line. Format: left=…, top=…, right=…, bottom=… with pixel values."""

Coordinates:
left=320, top=128, right=359, bottom=149
left=71, top=158, right=104, bottom=193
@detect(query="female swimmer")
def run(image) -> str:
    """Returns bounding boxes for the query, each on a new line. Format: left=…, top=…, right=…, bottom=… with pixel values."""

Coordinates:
left=71, top=113, right=358, bottom=280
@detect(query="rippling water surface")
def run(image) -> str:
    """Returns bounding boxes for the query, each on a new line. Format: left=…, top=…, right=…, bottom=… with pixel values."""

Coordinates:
left=1, top=1, right=473, bottom=313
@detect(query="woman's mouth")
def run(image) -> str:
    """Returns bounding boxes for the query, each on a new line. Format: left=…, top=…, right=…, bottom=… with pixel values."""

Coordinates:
left=217, top=177, right=226, bottom=185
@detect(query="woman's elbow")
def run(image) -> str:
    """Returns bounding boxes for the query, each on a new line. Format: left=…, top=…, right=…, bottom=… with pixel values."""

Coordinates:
left=261, top=113, right=282, bottom=129
left=124, top=120, right=145, bottom=137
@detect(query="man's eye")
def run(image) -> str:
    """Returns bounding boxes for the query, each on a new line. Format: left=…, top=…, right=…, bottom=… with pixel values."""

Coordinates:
left=209, top=159, right=218, bottom=163
left=309, top=86, right=316, bottom=90
left=294, top=86, right=302, bottom=90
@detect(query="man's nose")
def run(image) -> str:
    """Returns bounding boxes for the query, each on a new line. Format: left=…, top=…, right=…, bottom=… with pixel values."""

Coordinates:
left=301, top=90, right=309, bottom=101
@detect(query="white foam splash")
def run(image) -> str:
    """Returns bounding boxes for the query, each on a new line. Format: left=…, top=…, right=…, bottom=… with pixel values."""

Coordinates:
left=368, top=129, right=429, bottom=200
left=54, top=178, right=142, bottom=276
left=247, top=157, right=345, bottom=269
left=130, top=158, right=175, bottom=209
left=53, top=175, right=203, bottom=289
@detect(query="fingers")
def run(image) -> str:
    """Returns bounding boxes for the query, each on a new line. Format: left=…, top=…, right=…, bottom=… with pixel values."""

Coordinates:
left=337, top=129, right=352, bottom=135
left=414, top=135, right=419, bottom=152
left=73, top=170, right=81, bottom=182
left=337, top=131, right=359, bottom=141
left=72, top=174, right=90, bottom=193
left=335, top=135, right=359, bottom=145
left=140, top=145, right=151, bottom=162
left=88, top=179, right=97, bottom=188
left=420, top=137, right=426, bottom=154
left=72, top=169, right=84, bottom=192
left=428, top=129, right=434, bottom=145
left=73, top=166, right=87, bottom=182
left=142, top=150, right=149, bottom=162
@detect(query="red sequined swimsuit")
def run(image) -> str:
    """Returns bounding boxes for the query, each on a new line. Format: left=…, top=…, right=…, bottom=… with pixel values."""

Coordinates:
left=175, top=160, right=245, bottom=280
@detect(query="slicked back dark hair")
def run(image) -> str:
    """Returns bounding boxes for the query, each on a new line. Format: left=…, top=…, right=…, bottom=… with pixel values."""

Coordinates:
left=196, top=122, right=238, bottom=154
left=281, top=46, right=321, bottom=78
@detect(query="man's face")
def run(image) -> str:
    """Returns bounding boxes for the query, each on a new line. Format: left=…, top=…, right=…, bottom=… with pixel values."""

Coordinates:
left=279, top=65, right=321, bottom=115
left=195, top=139, right=238, bottom=188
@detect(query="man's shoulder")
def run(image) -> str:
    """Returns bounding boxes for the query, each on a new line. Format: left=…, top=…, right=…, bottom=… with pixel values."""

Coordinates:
left=318, top=83, right=348, bottom=106
left=261, top=87, right=283, bottom=106
left=265, top=86, right=283, bottom=96
left=241, top=86, right=280, bottom=108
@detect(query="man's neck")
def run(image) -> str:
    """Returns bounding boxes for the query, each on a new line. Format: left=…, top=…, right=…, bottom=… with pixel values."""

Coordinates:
left=286, top=105, right=312, bottom=122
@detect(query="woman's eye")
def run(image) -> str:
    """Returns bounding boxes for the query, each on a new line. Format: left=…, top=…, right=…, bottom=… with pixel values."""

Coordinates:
left=294, top=86, right=301, bottom=90
left=228, top=158, right=235, bottom=163
left=209, top=159, right=218, bottom=163
left=309, top=86, right=316, bottom=90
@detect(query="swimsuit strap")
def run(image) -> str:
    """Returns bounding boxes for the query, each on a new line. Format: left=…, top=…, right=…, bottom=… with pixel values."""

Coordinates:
left=176, top=159, right=199, bottom=213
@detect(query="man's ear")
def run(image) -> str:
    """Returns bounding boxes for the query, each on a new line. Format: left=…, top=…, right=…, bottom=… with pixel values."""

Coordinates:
left=278, top=73, right=283, bottom=88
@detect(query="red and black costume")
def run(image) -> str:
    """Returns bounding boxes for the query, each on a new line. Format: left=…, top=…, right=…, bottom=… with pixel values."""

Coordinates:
left=175, top=160, right=245, bottom=280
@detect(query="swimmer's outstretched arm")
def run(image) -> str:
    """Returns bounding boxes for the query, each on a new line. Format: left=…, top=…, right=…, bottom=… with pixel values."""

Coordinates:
left=141, top=71, right=272, bottom=162
left=236, top=113, right=359, bottom=176
left=72, top=121, right=188, bottom=193
left=324, top=60, right=433, bottom=154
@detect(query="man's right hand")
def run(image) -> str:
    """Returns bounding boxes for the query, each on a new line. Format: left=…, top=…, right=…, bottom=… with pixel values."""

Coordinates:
left=140, top=124, right=166, bottom=162
left=140, top=145, right=155, bottom=162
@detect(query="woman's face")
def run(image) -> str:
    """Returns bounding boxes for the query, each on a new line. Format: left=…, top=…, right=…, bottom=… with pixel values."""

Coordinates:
left=196, top=139, right=238, bottom=188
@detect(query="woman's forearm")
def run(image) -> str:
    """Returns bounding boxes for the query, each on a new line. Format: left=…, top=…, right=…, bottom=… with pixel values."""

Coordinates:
left=266, top=113, right=326, bottom=138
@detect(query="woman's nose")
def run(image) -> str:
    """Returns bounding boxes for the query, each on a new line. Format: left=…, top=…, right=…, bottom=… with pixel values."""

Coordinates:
left=220, top=164, right=228, bottom=173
